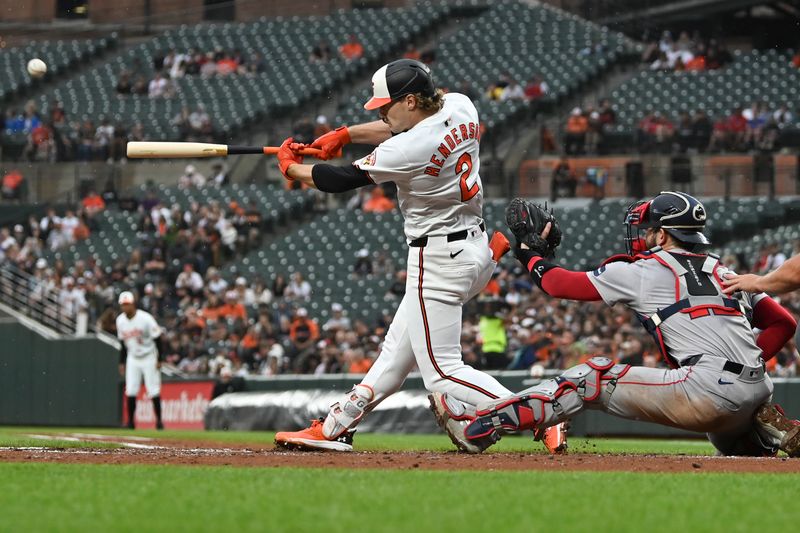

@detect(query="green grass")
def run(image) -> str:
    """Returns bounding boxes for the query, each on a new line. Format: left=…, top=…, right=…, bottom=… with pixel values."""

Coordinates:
left=0, top=426, right=718, bottom=455
left=1, top=463, right=798, bottom=532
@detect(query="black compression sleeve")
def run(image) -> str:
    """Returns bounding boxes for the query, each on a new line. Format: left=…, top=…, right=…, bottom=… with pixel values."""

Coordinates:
left=120, top=343, right=127, bottom=364
left=312, top=164, right=372, bottom=193
left=155, top=337, right=164, bottom=362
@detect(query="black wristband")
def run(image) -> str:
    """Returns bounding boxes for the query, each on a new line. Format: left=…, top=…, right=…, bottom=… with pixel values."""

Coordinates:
left=516, top=248, right=558, bottom=290
left=528, top=259, right=558, bottom=290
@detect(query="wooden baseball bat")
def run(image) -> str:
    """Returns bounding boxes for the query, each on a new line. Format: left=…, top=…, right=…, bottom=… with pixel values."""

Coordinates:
left=126, top=142, right=323, bottom=159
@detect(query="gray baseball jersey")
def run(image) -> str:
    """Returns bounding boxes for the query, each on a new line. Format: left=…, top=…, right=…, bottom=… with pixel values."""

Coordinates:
left=473, top=247, right=779, bottom=456
left=588, top=248, right=767, bottom=366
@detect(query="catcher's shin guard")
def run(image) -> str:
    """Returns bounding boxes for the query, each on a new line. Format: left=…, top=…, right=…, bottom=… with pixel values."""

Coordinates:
left=321, top=384, right=374, bottom=439
left=755, top=402, right=800, bottom=457
left=465, top=357, right=629, bottom=443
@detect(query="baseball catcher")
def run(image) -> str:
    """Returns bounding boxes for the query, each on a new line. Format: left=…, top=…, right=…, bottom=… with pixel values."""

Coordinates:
left=436, top=191, right=800, bottom=456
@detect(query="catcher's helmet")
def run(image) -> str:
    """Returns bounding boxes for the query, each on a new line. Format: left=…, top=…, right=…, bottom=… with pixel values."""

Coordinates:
left=624, top=191, right=710, bottom=255
left=364, top=59, right=435, bottom=110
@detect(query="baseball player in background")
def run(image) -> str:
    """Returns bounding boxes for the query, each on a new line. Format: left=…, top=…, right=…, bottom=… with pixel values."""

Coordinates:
left=273, top=59, right=564, bottom=452
left=447, top=192, right=800, bottom=456
left=117, top=291, right=165, bottom=430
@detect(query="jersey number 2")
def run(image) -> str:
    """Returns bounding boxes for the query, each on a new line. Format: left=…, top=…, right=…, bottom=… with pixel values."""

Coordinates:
left=458, top=153, right=479, bottom=202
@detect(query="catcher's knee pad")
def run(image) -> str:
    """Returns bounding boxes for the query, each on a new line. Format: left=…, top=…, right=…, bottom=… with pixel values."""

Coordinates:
left=560, top=357, right=629, bottom=404
left=465, top=357, right=628, bottom=441
left=322, top=384, right=374, bottom=439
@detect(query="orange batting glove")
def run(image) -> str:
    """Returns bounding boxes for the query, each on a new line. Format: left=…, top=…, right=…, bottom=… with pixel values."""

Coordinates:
left=310, top=126, right=351, bottom=160
left=489, top=231, right=511, bottom=262
left=278, top=137, right=303, bottom=180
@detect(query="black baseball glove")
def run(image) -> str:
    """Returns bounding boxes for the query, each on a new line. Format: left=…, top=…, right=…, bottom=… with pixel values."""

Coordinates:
left=505, top=198, right=562, bottom=259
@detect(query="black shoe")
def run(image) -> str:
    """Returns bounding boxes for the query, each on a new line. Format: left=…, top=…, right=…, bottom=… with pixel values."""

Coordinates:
left=156, top=421, right=164, bottom=430
left=123, top=423, right=135, bottom=430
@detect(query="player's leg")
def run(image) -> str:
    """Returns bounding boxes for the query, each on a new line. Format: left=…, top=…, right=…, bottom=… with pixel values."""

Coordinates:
left=707, top=426, right=780, bottom=456
left=706, top=382, right=800, bottom=457
left=124, top=360, right=143, bottom=429
left=471, top=231, right=570, bottom=454
left=463, top=357, right=629, bottom=441
left=464, top=358, right=771, bottom=447
left=753, top=402, right=800, bottom=457
left=410, top=235, right=518, bottom=452
left=275, top=295, right=416, bottom=451
left=407, top=243, right=512, bottom=406
left=142, top=358, right=164, bottom=430
left=321, top=295, right=417, bottom=437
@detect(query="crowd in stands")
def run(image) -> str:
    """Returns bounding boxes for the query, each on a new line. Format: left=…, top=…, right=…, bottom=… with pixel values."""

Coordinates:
left=309, top=34, right=367, bottom=63
left=0, top=186, right=797, bottom=376
left=556, top=97, right=796, bottom=156
left=146, top=48, right=266, bottom=83
left=172, top=105, right=214, bottom=143
left=2, top=168, right=26, bottom=201
left=0, top=188, right=115, bottom=265
left=637, top=101, right=796, bottom=154
left=561, top=99, right=616, bottom=155
left=2, top=99, right=147, bottom=163
left=290, top=114, right=333, bottom=146
left=641, top=30, right=732, bottom=72
left=485, top=72, right=550, bottom=102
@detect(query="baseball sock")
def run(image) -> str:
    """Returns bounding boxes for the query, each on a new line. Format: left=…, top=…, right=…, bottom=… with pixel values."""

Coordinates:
left=126, top=396, right=136, bottom=427
left=152, top=396, right=163, bottom=424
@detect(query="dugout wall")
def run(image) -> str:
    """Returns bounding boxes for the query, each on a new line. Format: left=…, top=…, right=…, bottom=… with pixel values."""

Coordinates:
left=0, top=321, right=120, bottom=427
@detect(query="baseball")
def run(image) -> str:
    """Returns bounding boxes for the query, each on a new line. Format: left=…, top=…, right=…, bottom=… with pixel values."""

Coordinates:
left=27, top=58, right=47, bottom=78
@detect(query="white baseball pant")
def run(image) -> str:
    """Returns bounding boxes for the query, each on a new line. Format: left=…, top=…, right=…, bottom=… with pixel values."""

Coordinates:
left=125, top=354, right=161, bottom=398
left=353, top=226, right=511, bottom=412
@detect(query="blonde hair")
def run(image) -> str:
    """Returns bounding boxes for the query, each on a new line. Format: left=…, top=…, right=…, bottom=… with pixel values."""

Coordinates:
left=414, top=88, right=445, bottom=113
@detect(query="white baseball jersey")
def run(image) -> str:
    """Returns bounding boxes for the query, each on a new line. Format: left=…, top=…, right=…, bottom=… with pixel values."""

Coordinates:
left=116, top=310, right=162, bottom=359
left=353, top=92, right=483, bottom=241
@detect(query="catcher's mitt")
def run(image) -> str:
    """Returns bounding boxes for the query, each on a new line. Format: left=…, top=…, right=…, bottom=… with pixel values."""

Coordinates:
left=505, top=198, right=562, bottom=258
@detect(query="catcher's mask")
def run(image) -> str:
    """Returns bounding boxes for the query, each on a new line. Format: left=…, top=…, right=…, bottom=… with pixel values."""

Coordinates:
left=624, top=191, right=710, bottom=255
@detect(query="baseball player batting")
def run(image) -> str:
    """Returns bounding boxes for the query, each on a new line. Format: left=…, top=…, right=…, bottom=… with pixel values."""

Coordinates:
left=433, top=192, right=800, bottom=456
left=117, top=291, right=165, bottom=430
left=273, top=59, right=563, bottom=453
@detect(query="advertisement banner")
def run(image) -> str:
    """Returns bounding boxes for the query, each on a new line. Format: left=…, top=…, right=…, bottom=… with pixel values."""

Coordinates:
left=122, top=380, right=214, bottom=429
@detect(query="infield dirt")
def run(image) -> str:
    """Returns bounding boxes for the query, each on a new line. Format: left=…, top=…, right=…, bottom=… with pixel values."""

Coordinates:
left=2, top=436, right=799, bottom=473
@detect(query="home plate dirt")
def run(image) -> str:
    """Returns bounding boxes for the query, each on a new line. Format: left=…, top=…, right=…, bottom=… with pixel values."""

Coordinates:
left=1, top=437, right=799, bottom=473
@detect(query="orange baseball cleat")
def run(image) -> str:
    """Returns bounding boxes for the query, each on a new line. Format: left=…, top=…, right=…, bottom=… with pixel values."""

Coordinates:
left=489, top=231, right=511, bottom=262
left=274, top=418, right=355, bottom=451
left=536, top=421, right=568, bottom=454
